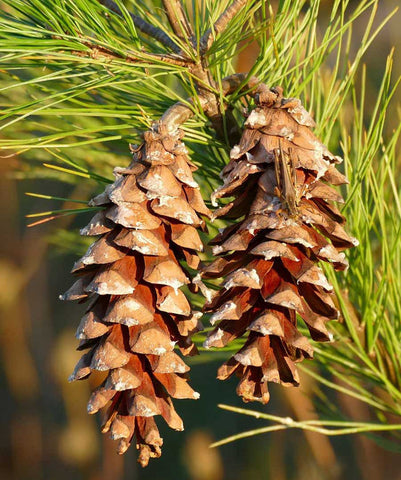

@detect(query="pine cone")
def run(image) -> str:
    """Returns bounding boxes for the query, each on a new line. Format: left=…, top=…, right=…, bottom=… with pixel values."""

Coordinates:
left=61, top=125, right=210, bottom=466
left=200, top=85, right=358, bottom=404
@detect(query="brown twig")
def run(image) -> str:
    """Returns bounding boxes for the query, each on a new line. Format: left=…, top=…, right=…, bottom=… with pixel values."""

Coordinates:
left=158, top=72, right=259, bottom=132
left=98, top=0, right=182, bottom=54
left=220, top=72, right=260, bottom=93
left=161, top=0, right=194, bottom=44
left=98, top=0, right=257, bottom=138
left=73, top=41, right=189, bottom=67
left=160, top=70, right=259, bottom=142
left=95, top=1, right=258, bottom=140
left=200, top=0, right=252, bottom=55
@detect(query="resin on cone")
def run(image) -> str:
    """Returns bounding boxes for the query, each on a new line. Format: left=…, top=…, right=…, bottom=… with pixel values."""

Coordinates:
left=61, top=125, right=210, bottom=466
left=200, top=85, right=358, bottom=404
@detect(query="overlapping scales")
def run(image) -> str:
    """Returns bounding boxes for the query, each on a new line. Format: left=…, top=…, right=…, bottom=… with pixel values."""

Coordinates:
left=61, top=125, right=210, bottom=466
left=201, top=85, right=357, bottom=404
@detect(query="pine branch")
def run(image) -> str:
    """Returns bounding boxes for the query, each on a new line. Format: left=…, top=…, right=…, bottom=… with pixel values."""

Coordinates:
left=161, top=0, right=194, bottom=44
left=73, top=39, right=189, bottom=67
left=98, top=0, right=182, bottom=54
left=200, top=0, right=253, bottom=54
left=158, top=73, right=259, bottom=132
left=93, top=0, right=257, bottom=137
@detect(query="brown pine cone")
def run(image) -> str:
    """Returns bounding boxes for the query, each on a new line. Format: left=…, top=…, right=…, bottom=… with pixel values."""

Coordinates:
left=200, top=85, right=358, bottom=404
left=61, top=124, right=210, bottom=466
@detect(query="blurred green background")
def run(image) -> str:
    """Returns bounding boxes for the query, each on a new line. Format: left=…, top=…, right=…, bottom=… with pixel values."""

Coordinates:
left=1, top=1, right=401, bottom=479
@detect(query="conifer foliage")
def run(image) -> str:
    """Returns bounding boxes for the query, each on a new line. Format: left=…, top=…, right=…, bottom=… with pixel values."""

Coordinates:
left=62, top=124, right=210, bottom=466
left=200, top=84, right=358, bottom=403
left=3, top=0, right=401, bottom=468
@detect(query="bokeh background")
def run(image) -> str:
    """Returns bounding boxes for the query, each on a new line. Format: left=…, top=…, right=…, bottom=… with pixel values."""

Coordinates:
left=1, top=1, right=401, bottom=479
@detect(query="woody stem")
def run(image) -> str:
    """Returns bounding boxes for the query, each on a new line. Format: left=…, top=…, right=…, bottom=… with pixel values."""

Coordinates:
left=159, top=73, right=259, bottom=132
left=200, top=0, right=254, bottom=55
left=162, top=0, right=195, bottom=44
left=98, top=0, right=182, bottom=53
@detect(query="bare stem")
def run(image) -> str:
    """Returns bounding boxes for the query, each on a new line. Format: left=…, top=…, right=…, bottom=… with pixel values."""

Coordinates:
left=162, top=0, right=194, bottom=43
left=98, top=0, right=181, bottom=54
left=72, top=41, right=189, bottom=67
left=200, top=0, right=252, bottom=55
left=220, top=73, right=260, bottom=93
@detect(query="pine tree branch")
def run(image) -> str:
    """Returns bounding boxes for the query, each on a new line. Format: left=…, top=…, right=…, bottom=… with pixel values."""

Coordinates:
left=72, top=40, right=190, bottom=67
left=159, top=73, right=259, bottom=132
left=200, top=0, right=253, bottom=55
left=161, top=0, right=194, bottom=44
left=98, top=0, right=182, bottom=54
left=221, top=73, right=260, bottom=93
left=95, top=1, right=254, bottom=138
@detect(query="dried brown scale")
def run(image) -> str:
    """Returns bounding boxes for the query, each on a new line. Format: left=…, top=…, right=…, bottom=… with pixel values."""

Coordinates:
left=200, top=84, right=358, bottom=404
left=61, top=125, right=210, bottom=466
